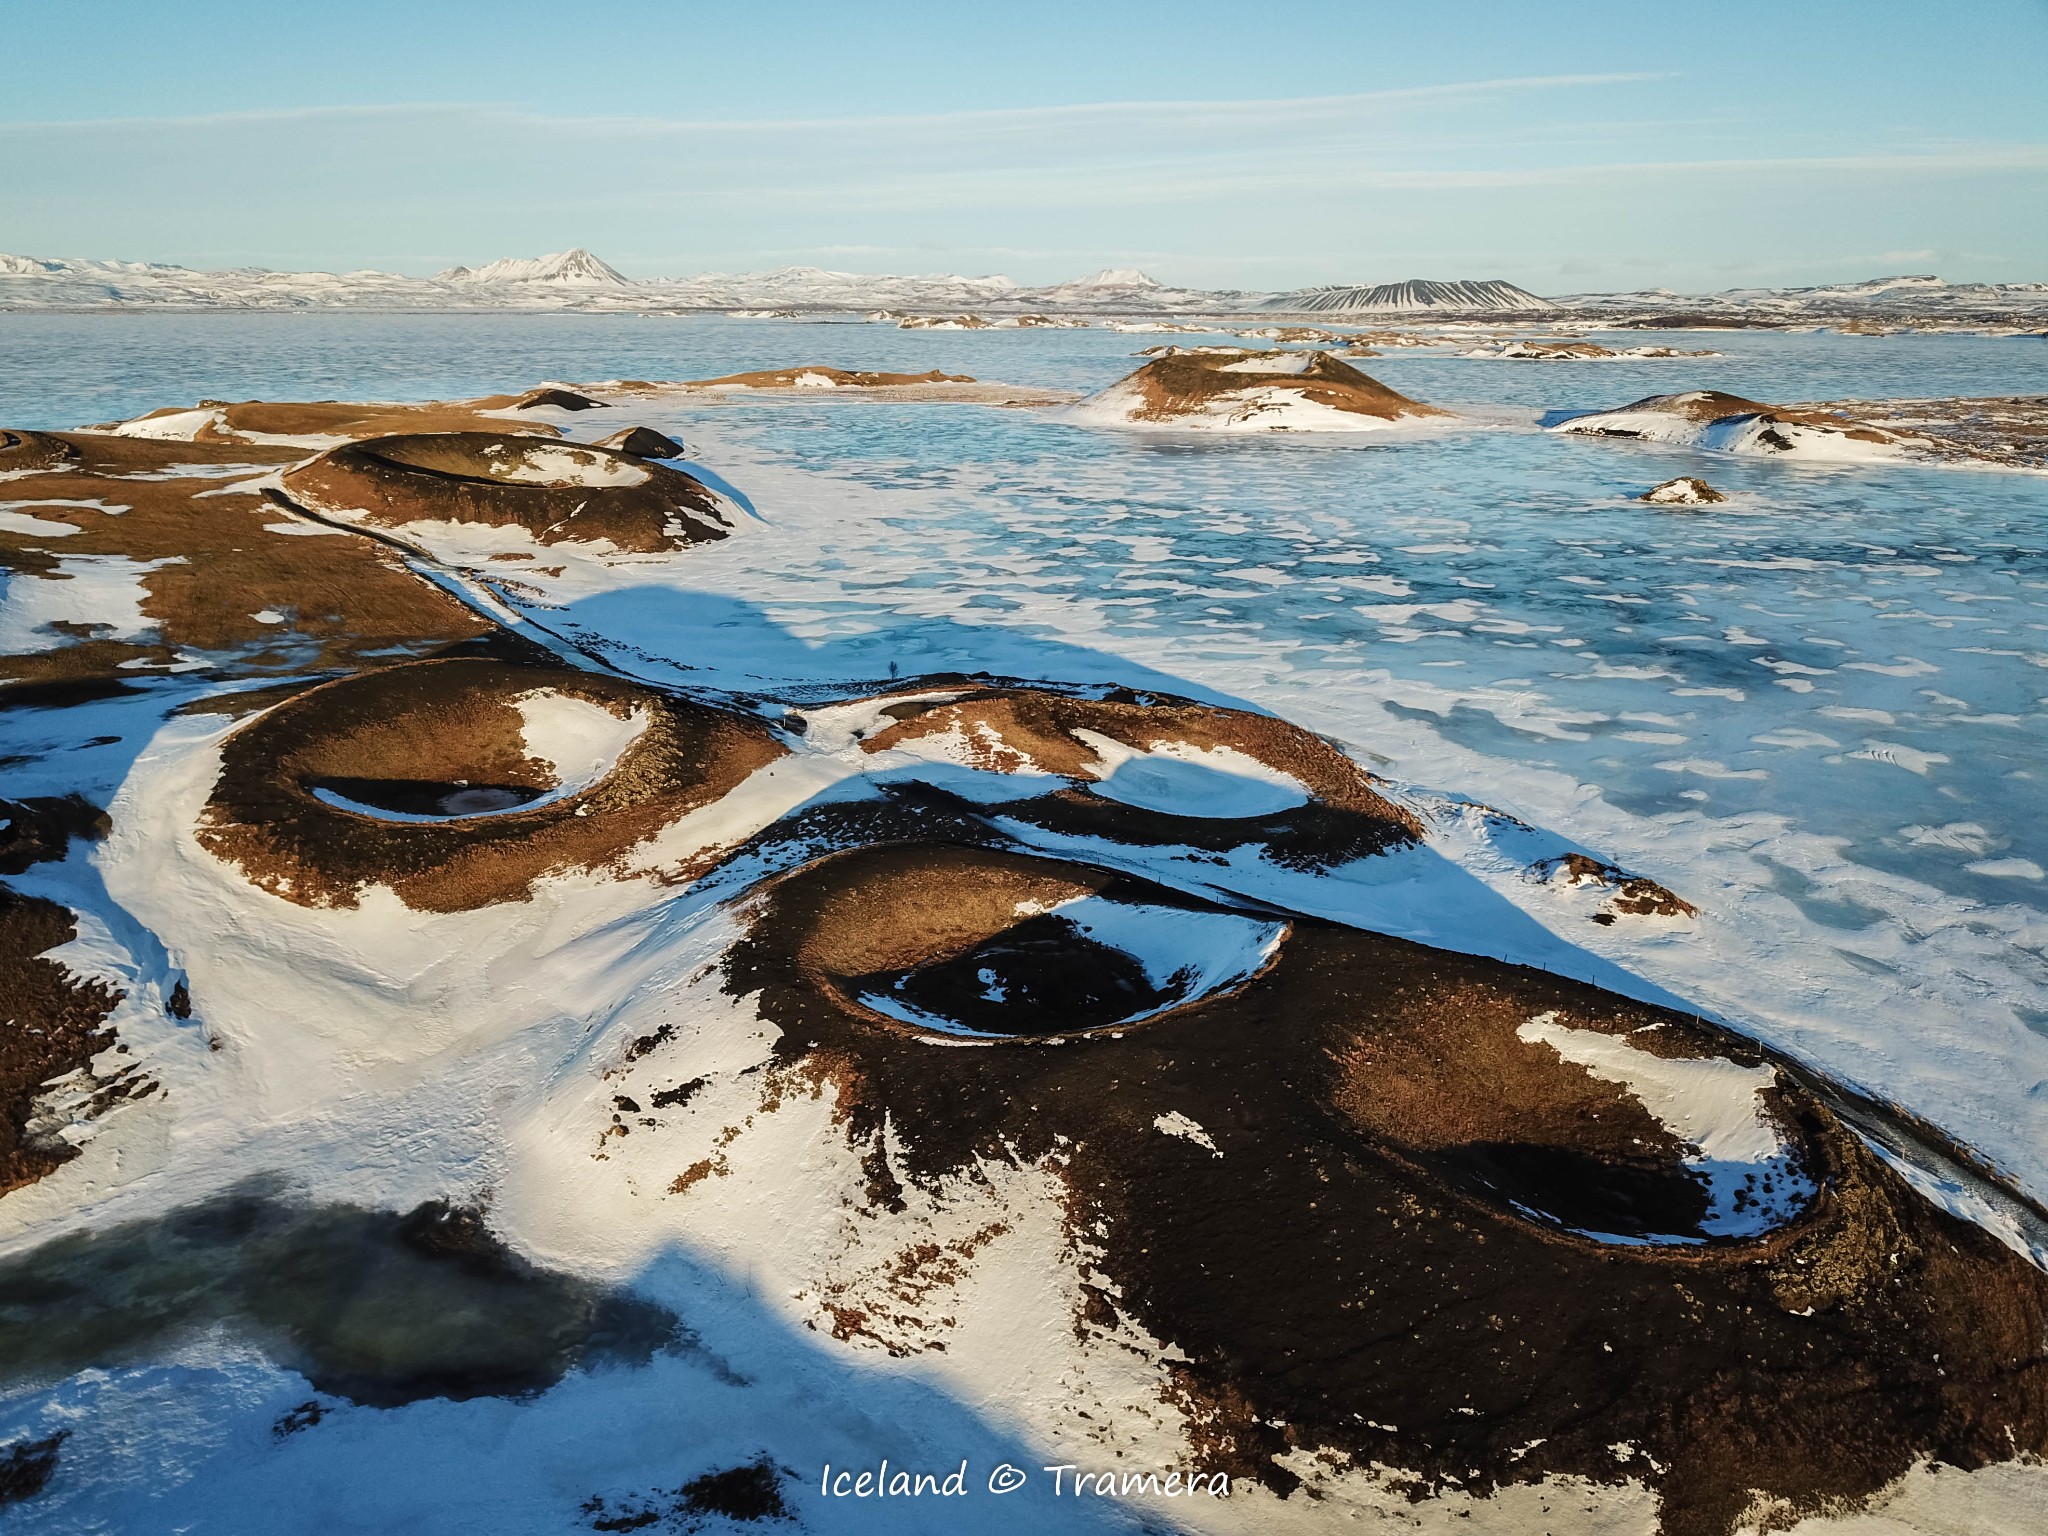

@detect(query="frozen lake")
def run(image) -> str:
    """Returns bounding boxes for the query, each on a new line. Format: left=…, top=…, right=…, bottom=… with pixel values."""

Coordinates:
left=6, top=310, right=2048, bottom=1169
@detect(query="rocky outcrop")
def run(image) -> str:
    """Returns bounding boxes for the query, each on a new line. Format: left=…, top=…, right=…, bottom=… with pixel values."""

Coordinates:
left=1641, top=475, right=1728, bottom=505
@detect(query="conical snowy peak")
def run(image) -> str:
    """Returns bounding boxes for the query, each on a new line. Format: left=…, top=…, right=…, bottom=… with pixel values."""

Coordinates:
left=461, top=249, right=632, bottom=287
left=1078, top=268, right=1160, bottom=288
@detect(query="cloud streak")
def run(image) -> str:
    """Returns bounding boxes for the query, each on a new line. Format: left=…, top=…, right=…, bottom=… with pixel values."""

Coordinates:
left=0, top=73, right=1669, bottom=138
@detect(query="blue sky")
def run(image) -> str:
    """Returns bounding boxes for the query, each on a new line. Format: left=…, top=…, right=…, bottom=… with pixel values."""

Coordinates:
left=5, top=0, right=2045, bottom=291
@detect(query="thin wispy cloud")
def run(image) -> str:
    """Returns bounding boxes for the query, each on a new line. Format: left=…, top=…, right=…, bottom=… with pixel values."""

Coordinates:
left=0, top=73, right=1667, bottom=138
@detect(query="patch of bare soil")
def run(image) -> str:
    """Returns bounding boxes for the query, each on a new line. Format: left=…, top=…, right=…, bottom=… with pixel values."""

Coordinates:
left=198, top=656, right=785, bottom=911
left=1506, top=339, right=1622, bottom=359
left=1113, top=349, right=1449, bottom=424
left=0, top=889, right=122, bottom=1195
left=1785, top=395, right=2048, bottom=471
left=727, top=844, right=2048, bottom=1536
left=1614, top=390, right=1776, bottom=424
left=281, top=433, right=733, bottom=552
left=860, top=685, right=1421, bottom=866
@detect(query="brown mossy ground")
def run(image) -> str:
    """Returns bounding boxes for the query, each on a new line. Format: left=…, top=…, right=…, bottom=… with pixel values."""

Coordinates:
left=727, top=841, right=2048, bottom=1536
left=683, top=367, right=976, bottom=389
left=198, top=656, right=786, bottom=911
left=860, top=685, right=1422, bottom=866
left=281, top=433, right=731, bottom=552
left=0, top=889, right=122, bottom=1196
left=1112, top=350, right=1449, bottom=423
left=0, top=431, right=494, bottom=700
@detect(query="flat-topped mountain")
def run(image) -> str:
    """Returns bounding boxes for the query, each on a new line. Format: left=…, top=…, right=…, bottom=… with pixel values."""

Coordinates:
left=1275, top=278, right=1553, bottom=314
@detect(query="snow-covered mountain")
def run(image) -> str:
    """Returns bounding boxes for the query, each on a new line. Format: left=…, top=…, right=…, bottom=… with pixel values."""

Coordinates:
left=1560, top=274, right=2048, bottom=321
left=0, top=250, right=1246, bottom=314
left=442, top=248, right=632, bottom=287
left=2, top=249, right=2043, bottom=321
left=1274, top=278, right=1553, bottom=314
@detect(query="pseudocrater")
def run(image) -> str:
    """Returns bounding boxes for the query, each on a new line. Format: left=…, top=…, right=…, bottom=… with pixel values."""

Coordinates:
left=858, top=685, right=1421, bottom=865
left=307, top=688, right=649, bottom=823
left=767, top=844, right=1285, bottom=1041
left=281, top=432, right=738, bottom=551
left=199, top=655, right=785, bottom=910
left=1064, top=347, right=1453, bottom=432
left=1335, top=989, right=1826, bottom=1249
left=726, top=890, right=2048, bottom=1534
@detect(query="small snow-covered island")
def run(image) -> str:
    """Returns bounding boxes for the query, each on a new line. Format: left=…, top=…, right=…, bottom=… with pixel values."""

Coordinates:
left=5, top=9, right=2048, bottom=1533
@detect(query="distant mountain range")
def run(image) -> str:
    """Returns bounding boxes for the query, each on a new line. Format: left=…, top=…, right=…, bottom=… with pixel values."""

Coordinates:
left=2, top=249, right=2044, bottom=321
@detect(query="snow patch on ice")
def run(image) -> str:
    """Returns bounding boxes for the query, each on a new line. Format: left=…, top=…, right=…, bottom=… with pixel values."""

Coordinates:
left=0, top=554, right=179, bottom=653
